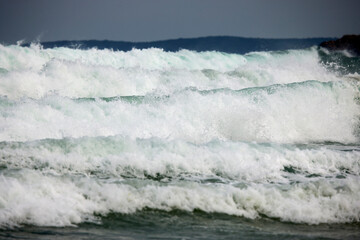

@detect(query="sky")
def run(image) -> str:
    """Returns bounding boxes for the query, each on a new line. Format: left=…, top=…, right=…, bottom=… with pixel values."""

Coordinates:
left=0, top=0, right=360, bottom=44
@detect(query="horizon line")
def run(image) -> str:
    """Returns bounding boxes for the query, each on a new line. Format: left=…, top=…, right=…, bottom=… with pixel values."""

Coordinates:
left=7, top=35, right=342, bottom=45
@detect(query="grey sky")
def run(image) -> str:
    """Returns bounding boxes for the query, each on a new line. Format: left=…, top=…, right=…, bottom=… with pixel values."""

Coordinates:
left=0, top=0, right=359, bottom=44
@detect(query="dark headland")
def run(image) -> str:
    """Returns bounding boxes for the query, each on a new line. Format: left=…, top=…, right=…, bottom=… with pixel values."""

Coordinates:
left=24, top=36, right=360, bottom=55
left=320, top=35, right=360, bottom=55
left=30, top=36, right=333, bottom=54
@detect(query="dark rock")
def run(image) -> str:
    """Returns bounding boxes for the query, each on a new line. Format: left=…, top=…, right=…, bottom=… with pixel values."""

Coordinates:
left=320, top=35, right=360, bottom=55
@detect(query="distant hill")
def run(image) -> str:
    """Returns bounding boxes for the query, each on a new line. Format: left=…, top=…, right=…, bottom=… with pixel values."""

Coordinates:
left=30, top=36, right=335, bottom=54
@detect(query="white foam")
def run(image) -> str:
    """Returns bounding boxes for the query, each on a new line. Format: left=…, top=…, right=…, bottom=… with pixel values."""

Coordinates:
left=1, top=138, right=359, bottom=183
left=0, top=170, right=359, bottom=228
left=0, top=44, right=342, bottom=99
left=0, top=80, right=358, bottom=144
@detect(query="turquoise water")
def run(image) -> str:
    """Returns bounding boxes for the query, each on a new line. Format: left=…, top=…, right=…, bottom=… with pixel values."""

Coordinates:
left=2, top=211, right=360, bottom=239
left=0, top=44, right=359, bottom=239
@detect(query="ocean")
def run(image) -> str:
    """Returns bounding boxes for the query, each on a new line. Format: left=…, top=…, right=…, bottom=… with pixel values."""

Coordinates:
left=0, top=37, right=359, bottom=239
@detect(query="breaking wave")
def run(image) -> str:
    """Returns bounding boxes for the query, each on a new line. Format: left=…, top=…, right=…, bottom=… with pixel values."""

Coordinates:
left=0, top=43, right=359, bottom=228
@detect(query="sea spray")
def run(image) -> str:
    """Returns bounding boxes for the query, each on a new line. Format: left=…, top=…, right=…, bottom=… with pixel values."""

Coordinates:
left=0, top=45, right=342, bottom=99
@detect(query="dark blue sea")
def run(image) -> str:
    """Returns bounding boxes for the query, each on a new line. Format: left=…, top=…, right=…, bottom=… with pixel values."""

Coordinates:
left=0, top=37, right=360, bottom=239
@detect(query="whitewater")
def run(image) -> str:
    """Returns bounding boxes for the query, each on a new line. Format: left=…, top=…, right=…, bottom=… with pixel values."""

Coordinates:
left=0, top=43, right=359, bottom=238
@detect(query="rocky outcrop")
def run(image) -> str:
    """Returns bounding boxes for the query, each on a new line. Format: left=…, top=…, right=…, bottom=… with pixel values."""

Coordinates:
left=320, top=35, right=360, bottom=55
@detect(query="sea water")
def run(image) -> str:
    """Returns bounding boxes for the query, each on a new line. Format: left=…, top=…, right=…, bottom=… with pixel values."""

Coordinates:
left=0, top=42, right=359, bottom=239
